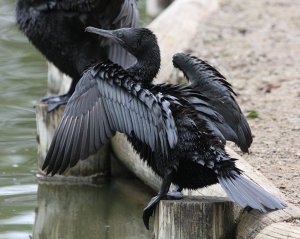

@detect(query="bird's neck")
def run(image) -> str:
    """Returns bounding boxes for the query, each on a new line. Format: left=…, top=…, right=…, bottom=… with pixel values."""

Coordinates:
left=127, top=48, right=161, bottom=84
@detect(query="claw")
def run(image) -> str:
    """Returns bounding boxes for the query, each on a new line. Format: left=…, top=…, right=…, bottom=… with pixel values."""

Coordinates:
left=142, top=192, right=184, bottom=230
left=143, top=195, right=160, bottom=230
left=143, top=168, right=179, bottom=229
left=142, top=207, right=153, bottom=230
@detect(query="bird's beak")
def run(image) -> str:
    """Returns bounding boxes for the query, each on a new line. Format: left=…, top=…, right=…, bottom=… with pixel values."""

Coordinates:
left=85, top=27, right=115, bottom=40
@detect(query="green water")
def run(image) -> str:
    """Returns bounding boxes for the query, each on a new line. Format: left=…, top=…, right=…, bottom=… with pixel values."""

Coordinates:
left=0, top=0, right=46, bottom=238
left=0, top=1, right=152, bottom=238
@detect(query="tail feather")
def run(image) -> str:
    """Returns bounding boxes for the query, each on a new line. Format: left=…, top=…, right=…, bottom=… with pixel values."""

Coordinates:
left=234, top=176, right=280, bottom=209
left=220, top=176, right=249, bottom=208
left=218, top=172, right=286, bottom=212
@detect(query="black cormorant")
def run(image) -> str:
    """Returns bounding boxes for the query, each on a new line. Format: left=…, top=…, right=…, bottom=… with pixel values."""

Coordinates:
left=16, top=0, right=138, bottom=111
left=42, top=27, right=286, bottom=229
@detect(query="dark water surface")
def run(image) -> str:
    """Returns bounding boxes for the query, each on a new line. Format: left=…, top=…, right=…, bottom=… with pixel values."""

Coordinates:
left=0, top=1, right=152, bottom=238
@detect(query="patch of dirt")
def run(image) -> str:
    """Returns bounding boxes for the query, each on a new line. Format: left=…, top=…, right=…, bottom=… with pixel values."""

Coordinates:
left=191, top=0, right=300, bottom=206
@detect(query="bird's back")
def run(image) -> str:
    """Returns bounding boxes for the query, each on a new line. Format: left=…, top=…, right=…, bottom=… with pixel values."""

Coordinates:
left=16, top=0, right=138, bottom=80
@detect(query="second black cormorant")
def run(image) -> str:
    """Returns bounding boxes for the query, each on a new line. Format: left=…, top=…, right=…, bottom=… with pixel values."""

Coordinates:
left=42, top=27, right=286, bottom=229
left=16, top=0, right=138, bottom=111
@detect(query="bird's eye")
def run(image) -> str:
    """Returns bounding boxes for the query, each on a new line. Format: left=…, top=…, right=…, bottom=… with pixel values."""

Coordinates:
left=116, top=32, right=124, bottom=38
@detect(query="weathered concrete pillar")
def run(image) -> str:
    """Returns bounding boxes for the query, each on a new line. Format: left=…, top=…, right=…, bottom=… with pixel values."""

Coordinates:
left=32, top=179, right=153, bottom=239
left=154, top=197, right=235, bottom=239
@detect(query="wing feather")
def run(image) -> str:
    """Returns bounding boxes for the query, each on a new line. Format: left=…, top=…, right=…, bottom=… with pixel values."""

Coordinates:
left=59, top=117, right=77, bottom=174
left=173, top=53, right=252, bottom=152
left=92, top=103, right=101, bottom=149
left=70, top=115, right=84, bottom=168
left=88, top=108, right=96, bottom=153
left=43, top=63, right=176, bottom=175
left=44, top=117, right=68, bottom=173
left=79, top=111, right=90, bottom=160
left=52, top=117, right=74, bottom=174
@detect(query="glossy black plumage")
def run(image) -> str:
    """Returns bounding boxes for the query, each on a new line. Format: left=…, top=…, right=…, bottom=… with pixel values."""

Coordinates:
left=44, top=62, right=178, bottom=175
left=43, top=27, right=286, bottom=229
left=16, top=0, right=138, bottom=111
left=173, top=53, right=252, bottom=152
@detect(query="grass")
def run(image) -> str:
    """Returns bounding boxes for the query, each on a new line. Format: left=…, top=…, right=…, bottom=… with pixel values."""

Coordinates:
left=247, top=110, right=259, bottom=119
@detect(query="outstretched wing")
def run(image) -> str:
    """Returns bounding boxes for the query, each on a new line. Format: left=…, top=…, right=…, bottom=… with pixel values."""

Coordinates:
left=173, top=53, right=252, bottom=152
left=43, top=62, right=177, bottom=175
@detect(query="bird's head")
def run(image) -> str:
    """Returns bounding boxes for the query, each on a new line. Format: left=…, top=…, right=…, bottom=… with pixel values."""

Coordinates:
left=86, top=27, right=158, bottom=59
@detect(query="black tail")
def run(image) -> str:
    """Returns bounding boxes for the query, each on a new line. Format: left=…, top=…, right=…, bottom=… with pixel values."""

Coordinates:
left=218, top=172, right=286, bottom=212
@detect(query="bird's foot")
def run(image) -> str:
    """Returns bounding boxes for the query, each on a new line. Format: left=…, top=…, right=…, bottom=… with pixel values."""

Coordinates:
left=166, top=190, right=184, bottom=199
left=41, top=94, right=70, bottom=112
left=143, top=195, right=161, bottom=230
left=143, top=192, right=184, bottom=230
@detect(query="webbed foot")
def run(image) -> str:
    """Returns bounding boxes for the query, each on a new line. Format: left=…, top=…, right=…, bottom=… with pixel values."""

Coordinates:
left=41, top=94, right=70, bottom=112
left=143, top=195, right=162, bottom=230
left=143, top=191, right=183, bottom=230
left=166, top=190, right=184, bottom=199
left=143, top=167, right=180, bottom=229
